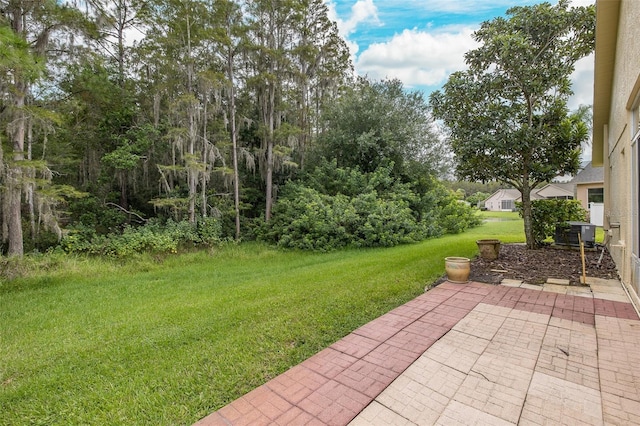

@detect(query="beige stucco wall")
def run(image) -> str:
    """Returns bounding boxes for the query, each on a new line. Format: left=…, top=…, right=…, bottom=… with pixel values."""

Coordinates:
left=603, top=0, right=640, bottom=294
left=575, top=183, right=603, bottom=210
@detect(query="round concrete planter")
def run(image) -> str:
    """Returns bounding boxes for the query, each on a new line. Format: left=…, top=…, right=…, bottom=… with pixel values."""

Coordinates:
left=445, top=257, right=470, bottom=283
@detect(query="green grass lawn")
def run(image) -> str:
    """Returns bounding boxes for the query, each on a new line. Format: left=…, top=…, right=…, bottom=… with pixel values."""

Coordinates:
left=0, top=216, right=524, bottom=425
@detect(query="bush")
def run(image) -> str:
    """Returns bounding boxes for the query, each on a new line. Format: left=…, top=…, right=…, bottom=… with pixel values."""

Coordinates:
left=61, top=218, right=223, bottom=257
left=260, top=162, right=481, bottom=251
left=518, top=199, right=587, bottom=246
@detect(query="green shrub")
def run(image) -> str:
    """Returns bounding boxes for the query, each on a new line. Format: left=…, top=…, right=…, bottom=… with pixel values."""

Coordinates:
left=517, top=199, right=587, bottom=246
left=260, top=162, right=481, bottom=251
left=61, top=218, right=223, bottom=257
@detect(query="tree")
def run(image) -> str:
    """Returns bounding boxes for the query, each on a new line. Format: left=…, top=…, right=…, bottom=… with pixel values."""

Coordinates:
left=430, top=0, right=595, bottom=249
left=1, top=1, right=91, bottom=256
left=320, top=77, right=447, bottom=179
left=210, top=0, right=248, bottom=240
left=245, top=0, right=299, bottom=222
left=289, top=0, right=350, bottom=170
left=141, top=0, right=225, bottom=223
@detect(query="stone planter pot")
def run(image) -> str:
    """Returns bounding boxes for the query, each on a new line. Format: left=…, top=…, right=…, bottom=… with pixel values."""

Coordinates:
left=445, top=257, right=470, bottom=283
left=476, top=239, right=501, bottom=260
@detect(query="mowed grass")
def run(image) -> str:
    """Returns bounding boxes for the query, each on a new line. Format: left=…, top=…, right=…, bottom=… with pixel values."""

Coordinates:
left=0, top=213, right=523, bottom=425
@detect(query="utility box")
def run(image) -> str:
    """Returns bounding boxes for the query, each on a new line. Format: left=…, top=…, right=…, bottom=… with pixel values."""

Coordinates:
left=554, top=221, right=595, bottom=248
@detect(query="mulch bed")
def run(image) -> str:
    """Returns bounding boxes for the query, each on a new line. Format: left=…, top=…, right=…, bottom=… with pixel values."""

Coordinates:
left=468, top=243, right=619, bottom=286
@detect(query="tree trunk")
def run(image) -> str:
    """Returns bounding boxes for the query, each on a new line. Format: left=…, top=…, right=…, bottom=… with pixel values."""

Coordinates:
left=520, top=181, right=535, bottom=249
left=119, top=171, right=129, bottom=210
left=201, top=101, right=208, bottom=218
left=27, top=119, right=36, bottom=241
left=8, top=96, right=25, bottom=256
left=228, top=47, right=241, bottom=239
left=7, top=72, right=27, bottom=256
left=265, top=139, right=274, bottom=222
left=264, top=81, right=275, bottom=222
left=186, top=13, right=197, bottom=224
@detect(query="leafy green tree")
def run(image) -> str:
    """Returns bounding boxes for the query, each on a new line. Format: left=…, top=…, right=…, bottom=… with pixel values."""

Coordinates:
left=245, top=0, right=298, bottom=222
left=430, top=0, right=594, bottom=249
left=466, top=191, right=491, bottom=208
left=319, top=77, right=447, bottom=179
left=1, top=1, right=93, bottom=256
left=245, top=0, right=350, bottom=222
left=210, top=0, right=251, bottom=240
left=140, top=0, right=229, bottom=223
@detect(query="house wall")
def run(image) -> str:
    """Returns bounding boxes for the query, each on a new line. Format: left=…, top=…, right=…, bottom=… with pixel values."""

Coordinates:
left=484, top=194, right=508, bottom=211
left=575, top=183, right=604, bottom=210
left=602, top=0, right=640, bottom=297
left=484, top=190, right=517, bottom=211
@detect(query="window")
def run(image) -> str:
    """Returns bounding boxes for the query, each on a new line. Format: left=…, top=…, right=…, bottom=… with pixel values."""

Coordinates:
left=588, top=188, right=604, bottom=203
left=501, top=199, right=514, bottom=210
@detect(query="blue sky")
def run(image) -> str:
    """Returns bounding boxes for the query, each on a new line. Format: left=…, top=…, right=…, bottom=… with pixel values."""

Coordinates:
left=326, top=0, right=595, bottom=110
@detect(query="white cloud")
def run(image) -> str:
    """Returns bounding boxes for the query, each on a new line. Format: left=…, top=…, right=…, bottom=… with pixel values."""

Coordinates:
left=355, top=26, right=479, bottom=87
left=326, top=0, right=380, bottom=36
left=325, top=0, right=380, bottom=57
left=568, top=0, right=595, bottom=7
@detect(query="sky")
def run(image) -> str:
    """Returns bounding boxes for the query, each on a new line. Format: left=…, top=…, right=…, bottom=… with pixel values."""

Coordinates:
left=325, top=0, right=596, bottom=111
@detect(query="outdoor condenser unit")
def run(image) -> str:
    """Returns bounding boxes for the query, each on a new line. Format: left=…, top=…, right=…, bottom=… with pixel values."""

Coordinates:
left=554, top=221, right=596, bottom=248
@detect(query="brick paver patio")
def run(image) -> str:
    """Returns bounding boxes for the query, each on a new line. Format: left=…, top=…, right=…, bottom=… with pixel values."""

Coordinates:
left=194, top=277, right=640, bottom=425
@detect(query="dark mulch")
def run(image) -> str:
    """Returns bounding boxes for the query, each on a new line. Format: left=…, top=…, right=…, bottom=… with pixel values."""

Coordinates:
left=468, top=243, right=619, bottom=285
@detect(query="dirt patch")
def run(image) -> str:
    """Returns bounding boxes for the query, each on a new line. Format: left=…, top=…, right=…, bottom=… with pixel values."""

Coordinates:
left=468, top=243, right=619, bottom=286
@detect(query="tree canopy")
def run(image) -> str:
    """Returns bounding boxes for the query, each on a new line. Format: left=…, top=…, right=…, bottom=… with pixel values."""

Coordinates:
left=430, top=0, right=595, bottom=248
left=319, top=77, right=448, bottom=179
left=0, top=0, right=471, bottom=256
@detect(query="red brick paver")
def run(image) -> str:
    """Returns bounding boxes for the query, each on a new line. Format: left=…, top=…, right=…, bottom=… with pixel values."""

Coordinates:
left=195, top=279, right=640, bottom=425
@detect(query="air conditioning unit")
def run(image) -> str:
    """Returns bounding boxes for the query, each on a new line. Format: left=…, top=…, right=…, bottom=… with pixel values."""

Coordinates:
left=554, top=221, right=595, bottom=248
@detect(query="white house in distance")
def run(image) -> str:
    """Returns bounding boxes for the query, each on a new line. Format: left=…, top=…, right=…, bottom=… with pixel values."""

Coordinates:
left=483, top=189, right=525, bottom=212
left=483, top=185, right=574, bottom=212
left=592, top=0, right=640, bottom=303
left=482, top=163, right=604, bottom=226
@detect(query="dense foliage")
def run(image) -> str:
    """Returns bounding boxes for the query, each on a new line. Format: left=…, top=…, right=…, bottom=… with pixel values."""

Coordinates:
left=517, top=199, right=587, bottom=247
left=430, top=0, right=595, bottom=249
left=260, top=161, right=481, bottom=251
left=61, top=217, right=223, bottom=257
left=1, top=0, right=481, bottom=257
left=317, top=77, right=449, bottom=178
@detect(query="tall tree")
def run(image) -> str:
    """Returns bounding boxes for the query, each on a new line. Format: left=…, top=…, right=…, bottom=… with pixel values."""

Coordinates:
left=0, top=20, right=40, bottom=256
left=245, top=0, right=298, bottom=222
left=141, top=0, right=222, bottom=223
left=1, top=1, right=90, bottom=256
left=290, top=0, right=350, bottom=170
left=210, top=0, right=255, bottom=239
left=430, top=0, right=595, bottom=249
left=245, top=0, right=351, bottom=221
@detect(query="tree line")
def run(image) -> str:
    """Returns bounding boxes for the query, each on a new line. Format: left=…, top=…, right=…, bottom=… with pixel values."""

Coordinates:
left=1, top=0, right=465, bottom=257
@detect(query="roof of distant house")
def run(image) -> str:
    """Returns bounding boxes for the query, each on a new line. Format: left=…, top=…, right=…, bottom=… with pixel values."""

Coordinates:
left=536, top=182, right=575, bottom=198
left=571, top=161, right=604, bottom=184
